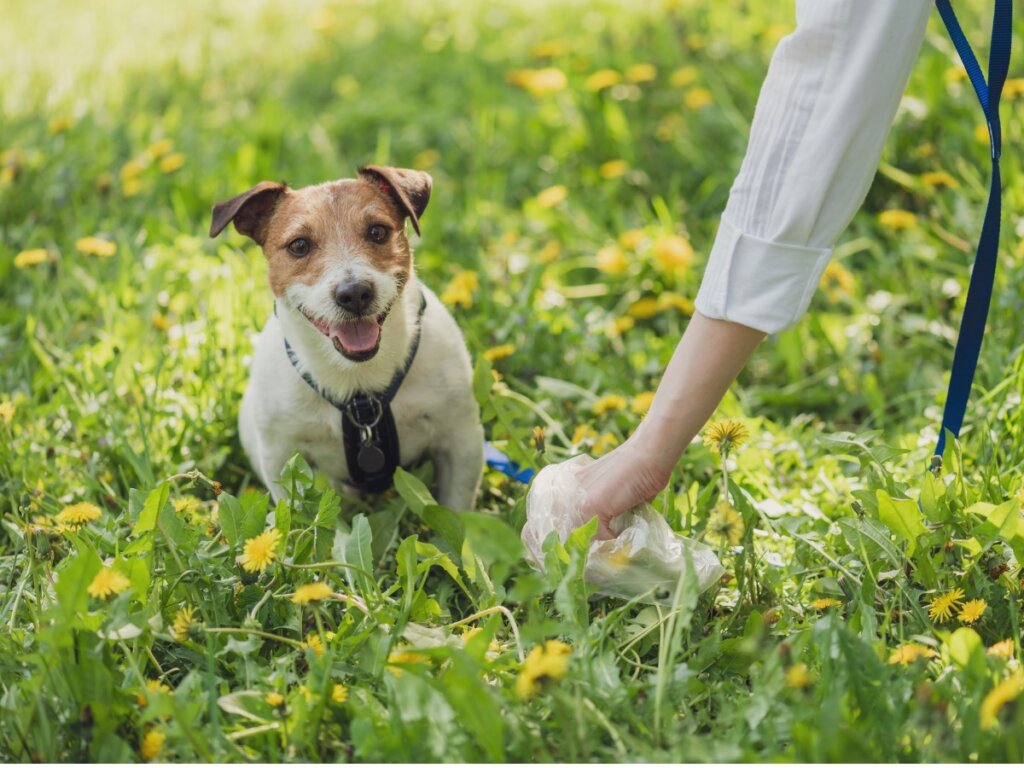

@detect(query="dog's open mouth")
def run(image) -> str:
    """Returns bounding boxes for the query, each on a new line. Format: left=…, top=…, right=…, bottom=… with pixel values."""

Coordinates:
left=301, top=309, right=386, bottom=362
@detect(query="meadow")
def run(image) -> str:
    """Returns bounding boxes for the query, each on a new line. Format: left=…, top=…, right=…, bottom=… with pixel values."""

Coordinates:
left=2, top=0, right=1024, bottom=761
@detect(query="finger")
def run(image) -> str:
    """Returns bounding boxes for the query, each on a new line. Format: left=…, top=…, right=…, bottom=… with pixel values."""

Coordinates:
left=596, top=518, right=617, bottom=540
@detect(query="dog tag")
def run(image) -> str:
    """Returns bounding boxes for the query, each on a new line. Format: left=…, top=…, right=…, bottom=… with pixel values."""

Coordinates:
left=357, top=443, right=386, bottom=474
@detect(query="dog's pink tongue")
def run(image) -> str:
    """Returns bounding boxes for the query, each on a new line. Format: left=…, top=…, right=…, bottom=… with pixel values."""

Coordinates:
left=332, top=318, right=381, bottom=353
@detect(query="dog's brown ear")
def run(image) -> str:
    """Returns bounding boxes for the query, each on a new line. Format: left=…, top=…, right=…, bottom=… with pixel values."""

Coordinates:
left=358, top=165, right=432, bottom=236
left=209, top=181, right=288, bottom=244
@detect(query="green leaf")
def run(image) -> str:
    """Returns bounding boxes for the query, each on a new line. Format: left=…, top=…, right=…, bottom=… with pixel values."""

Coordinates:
left=422, top=504, right=465, bottom=555
left=346, top=513, right=376, bottom=595
left=836, top=517, right=905, bottom=568
left=393, top=467, right=437, bottom=515
left=274, top=497, right=291, bottom=540
left=131, top=483, right=169, bottom=536
left=436, top=651, right=505, bottom=761
left=875, top=490, right=928, bottom=556
left=239, top=491, right=270, bottom=541
left=218, top=493, right=243, bottom=549
left=460, top=512, right=522, bottom=565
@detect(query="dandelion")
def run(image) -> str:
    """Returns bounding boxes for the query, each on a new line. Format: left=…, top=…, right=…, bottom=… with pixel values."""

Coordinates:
left=75, top=236, right=117, bottom=257
left=483, top=344, right=516, bottom=362
left=387, top=648, right=430, bottom=675
left=596, top=245, right=628, bottom=275
left=530, top=426, right=545, bottom=451
left=140, top=729, right=165, bottom=761
left=302, top=633, right=325, bottom=657
left=571, top=424, right=598, bottom=446
left=820, top=261, right=855, bottom=301
left=599, top=160, right=630, bottom=180
left=292, top=581, right=333, bottom=605
left=928, top=587, right=965, bottom=623
left=412, top=148, right=440, bottom=170
left=87, top=567, right=131, bottom=600
left=611, top=316, right=635, bottom=335
left=981, top=672, right=1024, bottom=729
left=989, top=639, right=1015, bottom=659
left=762, top=23, right=792, bottom=44
left=878, top=209, right=917, bottom=230
left=159, top=153, right=185, bottom=174
left=152, top=312, right=170, bottom=332
left=507, top=68, right=567, bottom=97
left=515, top=640, right=572, bottom=700
left=584, top=69, right=620, bottom=92
left=331, top=684, right=348, bottom=704
left=945, top=64, right=968, bottom=84
left=618, top=229, right=646, bottom=250
left=921, top=170, right=958, bottom=189
left=593, top=432, right=619, bottom=456
left=652, top=234, right=693, bottom=273
left=239, top=528, right=282, bottom=573
left=1003, top=78, right=1024, bottom=99
left=785, top=662, right=812, bottom=689
left=670, top=66, right=698, bottom=87
left=536, top=184, right=568, bottom=208
left=146, top=138, right=174, bottom=158
left=440, top=269, right=479, bottom=309
left=631, top=391, right=656, bottom=415
left=810, top=597, right=842, bottom=610
left=627, top=297, right=661, bottom=319
left=888, top=642, right=938, bottom=665
left=265, top=692, right=284, bottom=707
left=14, top=248, right=50, bottom=268
left=958, top=598, right=987, bottom=625
left=657, top=291, right=695, bottom=315
left=530, top=39, right=570, bottom=58
left=137, top=678, right=171, bottom=707
left=308, top=6, right=335, bottom=32
left=684, top=87, right=713, bottom=110
left=625, top=64, right=657, bottom=83
left=706, top=499, right=744, bottom=547
left=171, top=605, right=196, bottom=642
left=55, top=501, right=102, bottom=527
left=592, top=394, right=627, bottom=415
left=537, top=240, right=561, bottom=263
left=0, top=400, right=15, bottom=425
left=703, top=419, right=750, bottom=454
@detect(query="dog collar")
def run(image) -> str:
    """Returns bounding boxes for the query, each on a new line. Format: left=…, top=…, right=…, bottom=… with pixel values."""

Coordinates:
left=278, top=292, right=428, bottom=492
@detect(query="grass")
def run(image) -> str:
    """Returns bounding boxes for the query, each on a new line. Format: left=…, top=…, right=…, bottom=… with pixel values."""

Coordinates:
left=3, top=0, right=1024, bottom=761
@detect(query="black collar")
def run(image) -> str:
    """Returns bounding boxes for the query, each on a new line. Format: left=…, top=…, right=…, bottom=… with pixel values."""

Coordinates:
left=278, top=291, right=428, bottom=492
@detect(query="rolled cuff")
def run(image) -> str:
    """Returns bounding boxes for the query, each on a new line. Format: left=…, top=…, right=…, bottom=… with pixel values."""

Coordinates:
left=694, top=217, right=832, bottom=334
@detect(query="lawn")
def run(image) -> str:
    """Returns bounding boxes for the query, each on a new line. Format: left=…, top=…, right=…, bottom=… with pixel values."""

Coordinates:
left=2, top=0, right=1024, bottom=761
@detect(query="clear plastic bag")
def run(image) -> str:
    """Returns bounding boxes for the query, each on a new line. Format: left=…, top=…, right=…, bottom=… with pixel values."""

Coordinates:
left=522, top=455, right=725, bottom=604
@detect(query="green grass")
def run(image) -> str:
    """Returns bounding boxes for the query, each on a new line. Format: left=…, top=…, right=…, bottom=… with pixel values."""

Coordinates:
left=3, top=0, right=1024, bottom=761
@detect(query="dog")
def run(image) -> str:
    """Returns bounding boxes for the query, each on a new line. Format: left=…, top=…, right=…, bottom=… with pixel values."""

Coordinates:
left=210, top=165, right=483, bottom=511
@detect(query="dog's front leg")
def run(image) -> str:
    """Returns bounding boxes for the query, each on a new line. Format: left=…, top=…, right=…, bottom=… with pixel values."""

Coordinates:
left=432, top=421, right=484, bottom=511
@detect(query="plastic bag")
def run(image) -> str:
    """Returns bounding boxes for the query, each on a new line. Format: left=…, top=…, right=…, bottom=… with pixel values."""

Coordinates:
left=522, top=455, right=725, bottom=605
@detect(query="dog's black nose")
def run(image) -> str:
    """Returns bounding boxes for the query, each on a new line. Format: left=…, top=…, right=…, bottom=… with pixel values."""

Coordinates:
left=334, top=281, right=375, bottom=314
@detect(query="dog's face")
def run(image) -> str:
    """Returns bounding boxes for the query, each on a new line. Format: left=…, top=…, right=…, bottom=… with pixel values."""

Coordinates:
left=210, top=166, right=431, bottom=362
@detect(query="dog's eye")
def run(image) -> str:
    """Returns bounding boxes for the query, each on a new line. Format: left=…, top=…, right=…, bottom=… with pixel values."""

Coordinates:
left=287, top=238, right=311, bottom=257
left=368, top=225, right=390, bottom=244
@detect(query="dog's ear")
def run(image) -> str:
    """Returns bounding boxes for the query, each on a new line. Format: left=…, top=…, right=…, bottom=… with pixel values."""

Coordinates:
left=209, top=181, right=288, bottom=244
left=358, top=165, right=432, bottom=236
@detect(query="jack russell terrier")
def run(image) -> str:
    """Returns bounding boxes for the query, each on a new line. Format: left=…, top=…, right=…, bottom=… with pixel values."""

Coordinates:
left=210, top=165, right=483, bottom=510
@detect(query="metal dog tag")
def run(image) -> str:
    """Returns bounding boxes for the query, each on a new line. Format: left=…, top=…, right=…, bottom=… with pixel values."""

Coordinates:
left=357, top=443, right=386, bottom=473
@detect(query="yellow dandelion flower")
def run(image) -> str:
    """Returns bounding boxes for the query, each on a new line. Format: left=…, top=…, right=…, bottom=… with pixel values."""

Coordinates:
left=611, top=316, right=635, bottom=335
left=411, top=148, right=440, bottom=170
left=810, top=597, right=842, bottom=610
left=292, top=581, right=333, bottom=605
left=171, top=605, right=195, bottom=643
left=87, top=567, right=131, bottom=600
left=1003, top=78, right=1024, bottom=99
left=618, top=228, right=646, bottom=250
left=958, top=598, right=987, bottom=625
left=888, top=642, right=938, bottom=665
left=631, top=391, right=656, bottom=415
left=703, top=419, right=750, bottom=454
left=785, top=662, right=812, bottom=689
left=239, top=528, right=282, bottom=573
left=651, top=234, right=693, bottom=273
left=507, top=68, right=568, bottom=97
left=265, top=692, right=284, bottom=707
left=151, top=312, right=170, bottom=332
left=592, top=394, right=627, bottom=415
left=530, top=425, right=545, bottom=450
left=440, top=269, right=479, bottom=309
left=537, top=240, right=561, bottom=263
left=706, top=499, right=745, bottom=547
left=820, top=260, right=855, bottom=301
left=627, top=297, right=661, bottom=319
left=593, top=432, right=619, bottom=456
left=137, top=678, right=171, bottom=706
left=140, top=729, right=165, bottom=761
left=159, top=153, right=185, bottom=174
left=0, top=400, right=14, bottom=424
left=945, top=64, right=967, bottom=84
left=536, top=184, right=568, bottom=208
left=302, top=633, right=326, bottom=657
left=684, top=87, right=713, bottom=110
left=657, top=291, right=695, bottom=315
left=48, top=115, right=73, bottom=134
left=483, top=344, right=516, bottom=362
left=461, top=626, right=483, bottom=642
left=75, top=236, right=117, bottom=257
left=55, top=501, right=102, bottom=527
left=387, top=648, right=430, bottom=676
left=530, top=39, right=570, bottom=58
left=515, top=640, right=572, bottom=700
left=331, top=684, right=349, bottom=704
left=584, top=69, right=620, bottom=92
left=989, top=639, right=1015, bottom=659
left=981, top=672, right=1024, bottom=729
left=686, top=33, right=705, bottom=50
left=146, top=138, right=174, bottom=158
left=596, top=245, right=628, bottom=275
left=762, top=23, right=792, bottom=44
left=670, top=66, right=698, bottom=87
left=928, top=587, right=965, bottom=623
left=308, top=6, right=335, bottom=31
left=123, top=176, right=142, bottom=197
left=571, top=424, right=598, bottom=446
left=921, top=170, right=958, bottom=189
left=625, top=64, right=657, bottom=83
left=599, top=159, right=630, bottom=180
left=878, top=209, right=917, bottom=230
left=14, top=248, right=50, bottom=268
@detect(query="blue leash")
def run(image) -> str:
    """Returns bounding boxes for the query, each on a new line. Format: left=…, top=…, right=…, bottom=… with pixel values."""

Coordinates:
left=932, top=0, right=1012, bottom=466
left=484, top=440, right=536, bottom=483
